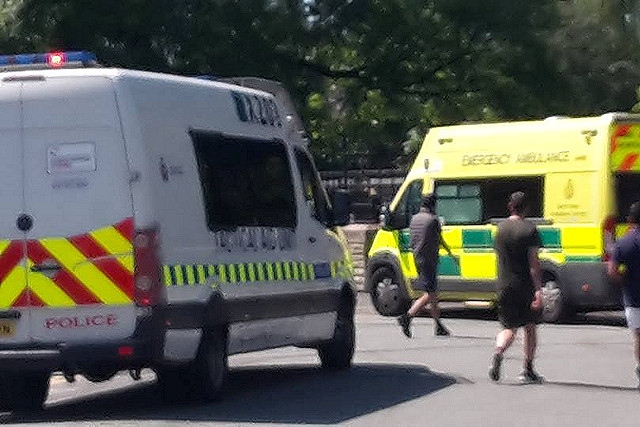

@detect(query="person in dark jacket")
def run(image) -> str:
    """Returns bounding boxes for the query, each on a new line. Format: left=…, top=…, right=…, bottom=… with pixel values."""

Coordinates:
left=607, top=201, right=640, bottom=388
left=397, top=193, right=458, bottom=338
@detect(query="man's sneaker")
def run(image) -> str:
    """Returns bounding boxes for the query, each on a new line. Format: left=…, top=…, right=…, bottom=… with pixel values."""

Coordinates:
left=489, top=353, right=503, bottom=382
left=397, top=314, right=412, bottom=338
left=434, top=320, right=451, bottom=337
left=518, top=369, right=544, bottom=384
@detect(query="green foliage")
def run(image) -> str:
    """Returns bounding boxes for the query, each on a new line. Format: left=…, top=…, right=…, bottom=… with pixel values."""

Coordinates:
left=0, top=0, right=638, bottom=169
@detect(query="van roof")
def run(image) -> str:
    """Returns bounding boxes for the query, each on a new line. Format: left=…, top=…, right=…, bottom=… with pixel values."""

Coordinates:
left=0, top=67, right=274, bottom=99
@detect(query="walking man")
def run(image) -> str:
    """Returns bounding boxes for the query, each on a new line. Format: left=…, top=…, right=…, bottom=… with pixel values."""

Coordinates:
left=607, top=201, right=640, bottom=388
left=489, top=191, right=544, bottom=383
left=397, top=193, right=457, bottom=338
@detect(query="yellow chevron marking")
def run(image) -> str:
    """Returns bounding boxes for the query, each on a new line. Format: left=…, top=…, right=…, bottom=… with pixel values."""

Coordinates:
left=40, top=239, right=130, bottom=304
left=308, top=264, right=315, bottom=280
left=207, top=265, right=215, bottom=279
left=238, top=264, right=247, bottom=282
left=247, top=263, right=256, bottom=282
left=256, top=263, right=265, bottom=281
left=197, top=265, right=206, bottom=283
left=267, top=263, right=275, bottom=281
left=228, top=265, right=237, bottom=283
left=25, top=260, right=75, bottom=307
left=185, top=265, right=196, bottom=285
left=300, top=263, right=308, bottom=280
left=163, top=265, right=172, bottom=285
left=90, top=226, right=134, bottom=272
left=275, top=262, right=284, bottom=280
left=0, top=240, right=10, bottom=256
left=0, top=265, right=26, bottom=308
left=284, top=262, right=291, bottom=280
left=218, top=264, right=227, bottom=282
left=174, top=266, right=184, bottom=286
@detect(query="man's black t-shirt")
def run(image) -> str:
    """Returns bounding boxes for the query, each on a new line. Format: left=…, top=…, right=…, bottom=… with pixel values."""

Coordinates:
left=494, top=218, right=542, bottom=293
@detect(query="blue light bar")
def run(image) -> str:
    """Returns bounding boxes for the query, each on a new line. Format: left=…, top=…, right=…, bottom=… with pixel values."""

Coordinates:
left=0, top=51, right=98, bottom=69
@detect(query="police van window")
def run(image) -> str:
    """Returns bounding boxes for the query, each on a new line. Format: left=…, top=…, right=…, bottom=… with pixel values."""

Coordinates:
left=435, top=177, right=543, bottom=225
left=191, top=132, right=296, bottom=230
left=390, top=179, right=423, bottom=228
left=294, top=148, right=331, bottom=226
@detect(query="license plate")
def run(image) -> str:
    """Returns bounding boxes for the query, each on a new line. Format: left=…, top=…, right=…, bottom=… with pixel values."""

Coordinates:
left=0, top=320, right=15, bottom=337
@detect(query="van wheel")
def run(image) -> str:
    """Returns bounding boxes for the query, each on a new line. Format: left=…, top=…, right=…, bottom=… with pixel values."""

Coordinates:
left=318, top=308, right=355, bottom=370
left=195, top=328, right=229, bottom=401
left=370, top=266, right=410, bottom=316
left=2, top=372, right=50, bottom=412
left=541, top=276, right=570, bottom=323
left=157, top=328, right=228, bottom=403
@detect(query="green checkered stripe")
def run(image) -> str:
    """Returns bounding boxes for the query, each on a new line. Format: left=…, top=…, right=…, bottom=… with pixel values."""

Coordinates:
left=399, top=228, right=599, bottom=277
left=163, top=260, right=350, bottom=286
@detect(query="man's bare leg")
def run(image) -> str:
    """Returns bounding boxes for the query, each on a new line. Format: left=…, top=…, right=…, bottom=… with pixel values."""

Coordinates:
left=489, top=328, right=517, bottom=381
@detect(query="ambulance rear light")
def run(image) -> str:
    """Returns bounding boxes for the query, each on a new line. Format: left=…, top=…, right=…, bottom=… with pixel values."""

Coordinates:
left=602, top=215, right=617, bottom=261
left=133, top=226, right=165, bottom=307
left=0, top=51, right=98, bottom=71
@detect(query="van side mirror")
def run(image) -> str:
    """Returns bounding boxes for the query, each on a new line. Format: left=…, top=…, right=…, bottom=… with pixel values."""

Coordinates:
left=330, top=188, right=351, bottom=227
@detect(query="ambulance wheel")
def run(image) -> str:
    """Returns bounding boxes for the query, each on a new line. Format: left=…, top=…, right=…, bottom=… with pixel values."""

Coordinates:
left=4, top=372, right=50, bottom=412
left=370, top=266, right=409, bottom=316
left=541, top=276, right=570, bottom=323
left=319, top=306, right=355, bottom=370
left=157, top=328, right=228, bottom=402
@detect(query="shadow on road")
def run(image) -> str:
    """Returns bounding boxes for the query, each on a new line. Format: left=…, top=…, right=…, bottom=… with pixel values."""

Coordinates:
left=424, top=307, right=627, bottom=328
left=6, top=364, right=460, bottom=425
left=544, top=380, right=639, bottom=392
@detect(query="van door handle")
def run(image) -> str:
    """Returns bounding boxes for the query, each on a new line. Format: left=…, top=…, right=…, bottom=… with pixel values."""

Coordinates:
left=0, top=310, right=21, bottom=319
left=309, top=236, right=317, bottom=243
left=31, top=263, right=62, bottom=272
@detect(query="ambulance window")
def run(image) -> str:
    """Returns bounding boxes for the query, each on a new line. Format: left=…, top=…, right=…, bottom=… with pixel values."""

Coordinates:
left=482, top=177, right=543, bottom=219
left=615, top=173, right=640, bottom=221
left=191, top=132, right=296, bottom=230
left=435, top=183, right=482, bottom=225
left=295, top=148, right=331, bottom=226
left=390, top=180, right=423, bottom=229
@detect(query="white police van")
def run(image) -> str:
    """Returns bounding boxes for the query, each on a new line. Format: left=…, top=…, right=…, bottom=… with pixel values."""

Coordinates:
left=0, top=51, right=355, bottom=410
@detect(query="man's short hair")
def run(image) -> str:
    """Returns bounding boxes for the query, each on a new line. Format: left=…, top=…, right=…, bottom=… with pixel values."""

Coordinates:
left=508, top=191, right=527, bottom=214
left=629, top=201, right=640, bottom=224
left=422, top=193, right=436, bottom=210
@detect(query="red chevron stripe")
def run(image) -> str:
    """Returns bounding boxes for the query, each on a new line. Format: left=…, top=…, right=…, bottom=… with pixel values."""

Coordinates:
left=69, top=234, right=133, bottom=298
left=0, top=241, right=23, bottom=284
left=611, top=125, right=631, bottom=154
left=26, top=240, right=99, bottom=305
left=12, top=288, right=44, bottom=308
left=114, top=217, right=134, bottom=241
left=619, top=153, right=639, bottom=171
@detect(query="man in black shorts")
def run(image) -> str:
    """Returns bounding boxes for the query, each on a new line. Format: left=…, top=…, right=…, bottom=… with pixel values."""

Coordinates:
left=397, top=193, right=457, bottom=338
left=489, top=191, right=544, bottom=383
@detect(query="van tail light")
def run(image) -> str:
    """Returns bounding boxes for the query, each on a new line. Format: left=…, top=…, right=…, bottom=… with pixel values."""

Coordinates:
left=133, top=226, right=165, bottom=307
left=602, top=215, right=617, bottom=262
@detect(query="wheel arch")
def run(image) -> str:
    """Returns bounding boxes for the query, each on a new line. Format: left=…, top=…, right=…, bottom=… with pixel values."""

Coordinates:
left=364, top=251, right=404, bottom=293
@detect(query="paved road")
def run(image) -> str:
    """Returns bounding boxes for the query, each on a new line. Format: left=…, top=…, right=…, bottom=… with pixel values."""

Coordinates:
left=4, top=296, right=640, bottom=426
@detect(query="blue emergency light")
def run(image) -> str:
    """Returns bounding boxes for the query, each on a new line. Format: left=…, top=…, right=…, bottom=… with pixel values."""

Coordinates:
left=0, top=51, right=98, bottom=70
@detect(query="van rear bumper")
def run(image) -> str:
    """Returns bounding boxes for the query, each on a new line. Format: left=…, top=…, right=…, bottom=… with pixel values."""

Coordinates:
left=559, top=262, right=623, bottom=309
left=0, top=307, right=167, bottom=374
left=0, top=338, right=157, bottom=373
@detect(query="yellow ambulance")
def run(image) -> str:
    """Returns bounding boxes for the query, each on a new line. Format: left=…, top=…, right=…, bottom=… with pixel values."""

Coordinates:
left=365, top=113, right=640, bottom=322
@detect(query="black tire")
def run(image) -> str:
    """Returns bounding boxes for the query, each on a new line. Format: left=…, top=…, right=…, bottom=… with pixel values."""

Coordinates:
left=157, top=328, right=228, bottom=403
left=318, top=307, right=355, bottom=370
left=1, top=372, right=50, bottom=412
left=369, top=266, right=410, bottom=316
left=541, top=276, right=571, bottom=323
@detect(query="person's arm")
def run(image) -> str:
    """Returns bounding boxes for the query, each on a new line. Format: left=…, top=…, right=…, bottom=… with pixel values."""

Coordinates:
left=607, top=244, right=625, bottom=285
left=439, top=229, right=458, bottom=264
left=529, top=230, right=543, bottom=310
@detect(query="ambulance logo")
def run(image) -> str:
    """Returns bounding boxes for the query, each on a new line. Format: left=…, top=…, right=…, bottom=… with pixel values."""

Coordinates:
left=564, top=179, right=574, bottom=200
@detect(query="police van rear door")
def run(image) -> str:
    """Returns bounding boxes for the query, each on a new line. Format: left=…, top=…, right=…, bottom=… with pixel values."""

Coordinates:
left=0, top=80, right=32, bottom=346
left=21, top=75, right=137, bottom=344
